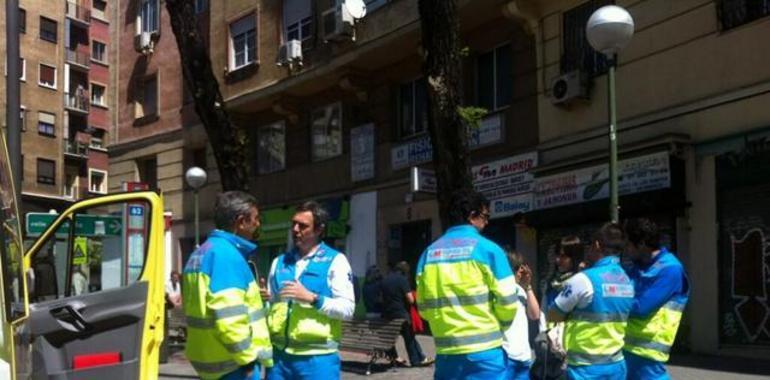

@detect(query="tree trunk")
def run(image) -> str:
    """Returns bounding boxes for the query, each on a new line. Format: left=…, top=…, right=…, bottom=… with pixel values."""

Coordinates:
left=418, top=0, right=474, bottom=229
left=165, top=0, right=250, bottom=191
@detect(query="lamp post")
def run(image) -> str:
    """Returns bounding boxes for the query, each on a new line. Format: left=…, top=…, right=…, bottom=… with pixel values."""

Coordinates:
left=586, top=5, right=634, bottom=223
left=185, top=167, right=207, bottom=248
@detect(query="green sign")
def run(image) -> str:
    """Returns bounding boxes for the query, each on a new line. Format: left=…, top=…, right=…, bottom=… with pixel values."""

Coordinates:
left=25, top=213, right=122, bottom=237
left=73, top=237, right=88, bottom=265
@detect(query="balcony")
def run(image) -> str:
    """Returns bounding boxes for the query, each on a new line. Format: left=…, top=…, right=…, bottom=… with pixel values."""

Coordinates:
left=64, top=92, right=90, bottom=114
left=63, top=139, right=89, bottom=161
left=66, top=49, right=90, bottom=70
left=66, top=1, right=91, bottom=26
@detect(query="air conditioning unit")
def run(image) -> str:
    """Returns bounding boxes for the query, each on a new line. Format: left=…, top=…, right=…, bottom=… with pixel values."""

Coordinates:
left=139, top=31, right=154, bottom=55
left=322, top=4, right=355, bottom=42
left=277, top=39, right=303, bottom=67
left=550, top=70, right=588, bottom=105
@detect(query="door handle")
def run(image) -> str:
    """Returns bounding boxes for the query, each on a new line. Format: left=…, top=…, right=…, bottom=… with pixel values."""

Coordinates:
left=50, top=305, right=92, bottom=333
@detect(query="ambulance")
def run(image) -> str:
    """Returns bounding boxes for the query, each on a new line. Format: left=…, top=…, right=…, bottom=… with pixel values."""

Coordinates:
left=0, top=133, right=165, bottom=379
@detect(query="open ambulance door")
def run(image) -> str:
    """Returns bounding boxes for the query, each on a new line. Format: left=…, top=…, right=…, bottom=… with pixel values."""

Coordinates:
left=18, top=191, right=165, bottom=380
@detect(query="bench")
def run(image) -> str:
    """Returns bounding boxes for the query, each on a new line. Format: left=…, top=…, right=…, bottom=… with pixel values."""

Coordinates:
left=341, top=318, right=405, bottom=375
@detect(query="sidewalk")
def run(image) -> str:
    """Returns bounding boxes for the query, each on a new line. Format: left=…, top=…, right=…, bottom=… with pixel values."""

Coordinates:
left=160, top=336, right=770, bottom=379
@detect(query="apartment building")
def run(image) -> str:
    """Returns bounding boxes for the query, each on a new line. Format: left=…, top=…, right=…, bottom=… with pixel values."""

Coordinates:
left=0, top=0, right=112, bottom=218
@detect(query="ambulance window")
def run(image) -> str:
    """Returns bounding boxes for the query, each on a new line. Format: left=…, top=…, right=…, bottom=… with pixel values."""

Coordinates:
left=0, top=136, right=26, bottom=321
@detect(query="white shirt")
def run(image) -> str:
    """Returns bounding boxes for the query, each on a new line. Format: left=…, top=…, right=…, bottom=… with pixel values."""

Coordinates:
left=553, top=272, right=594, bottom=314
left=502, top=284, right=532, bottom=362
left=268, top=246, right=355, bottom=321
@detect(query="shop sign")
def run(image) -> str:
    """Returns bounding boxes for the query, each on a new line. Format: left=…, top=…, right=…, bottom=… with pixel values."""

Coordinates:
left=472, top=152, right=538, bottom=218
left=533, top=152, right=671, bottom=210
left=411, top=167, right=437, bottom=193
left=391, top=114, right=505, bottom=170
left=351, top=123, right=375, bottom=182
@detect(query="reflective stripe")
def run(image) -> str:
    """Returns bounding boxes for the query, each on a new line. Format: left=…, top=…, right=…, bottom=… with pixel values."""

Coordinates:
left=571, top=311, right=627, bottom=323
left=497, top=293, right=518, bottom=306
left=213, top=305, right=249, bottom=319
left=190, top=359, right=239, bottom=374
left=223, top=336, right=253, bottom=353
left=186, top=315, right=214, bottom=329
left=299, top=341, right=339, bottom=350
left=663, top=300, right=686, bottom=312
left=568, top=351, right=623, bottom=365
left=625, top=336, right=671, bottom=354
left=188, top=307, right=264, bottom=329
left=420, top=293, right=489, bottom=309
left=258, top=349, right=273, bottom=360
left=249, top=308, right=266, bottom=322
left=433, top=330, right=502, bottom=348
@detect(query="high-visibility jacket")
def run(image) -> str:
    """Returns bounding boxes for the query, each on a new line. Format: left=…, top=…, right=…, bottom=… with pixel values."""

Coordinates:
left=416, top=224, right=518, bottom=355
left=563, top=256, right=634, bottom=366
left=267, top=243, right=341, bottom=355
left=182, top=230, right=272, bottom=379
left=624, top=248, right=690, bottom=362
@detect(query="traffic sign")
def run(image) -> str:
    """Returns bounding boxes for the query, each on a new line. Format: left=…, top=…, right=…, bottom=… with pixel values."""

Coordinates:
left=25, top=213, right=123, bottom=237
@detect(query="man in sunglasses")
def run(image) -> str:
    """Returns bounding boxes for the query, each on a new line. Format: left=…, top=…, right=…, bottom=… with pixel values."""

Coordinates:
left=266, top=201, right=355, bottom=380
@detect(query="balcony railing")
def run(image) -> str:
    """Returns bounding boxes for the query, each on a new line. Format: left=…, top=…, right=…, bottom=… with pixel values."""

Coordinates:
left=66, top=1, right=91, bottom=24
left=65, top=49, right=90, bottom=69
left=63, top=139, right=89, bottom=158
left=64, top=92, right=90, bottom=113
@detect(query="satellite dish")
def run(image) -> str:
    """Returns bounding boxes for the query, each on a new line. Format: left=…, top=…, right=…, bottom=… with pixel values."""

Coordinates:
left=344, top=0, right=367, bottom=19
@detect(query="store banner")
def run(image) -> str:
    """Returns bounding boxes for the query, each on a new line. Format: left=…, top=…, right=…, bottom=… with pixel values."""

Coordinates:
left=533, top=152, right=671, bottom=210
left=351, top=123, right=375, bottom=182
left=472, top=152, right=538, bottom=219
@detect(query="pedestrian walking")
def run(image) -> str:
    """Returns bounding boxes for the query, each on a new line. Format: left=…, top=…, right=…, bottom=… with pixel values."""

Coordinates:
left=623, top=218, right=690, bottom=380
left=182, top=191, right=272, bottom=380
left=381, top=261, right=432, bottom=367
left=416, top=188, right=518, bottom=380
left=266, top=201, right=355, bottom=380
left=547, top=223, right=634, bottom=380
left=502, top=250, right=541, bottom=380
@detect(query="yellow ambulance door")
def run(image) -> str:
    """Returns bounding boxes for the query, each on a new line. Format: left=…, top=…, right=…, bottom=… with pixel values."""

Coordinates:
left=20, top=192, right=164, bottom=379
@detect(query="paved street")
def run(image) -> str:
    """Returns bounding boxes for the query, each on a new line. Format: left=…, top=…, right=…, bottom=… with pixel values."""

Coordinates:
left=160, top=336, right=770, bottom=379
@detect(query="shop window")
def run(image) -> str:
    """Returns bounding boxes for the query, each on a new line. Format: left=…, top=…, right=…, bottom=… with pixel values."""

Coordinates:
left=37, top=112, right=56, bottom=137
left=311, top=103, right=343, bottom=161
left=229, top=14, right=257, bottom=71
left=476, top=44, right=513, bottom=111
left=89, top=169, right=107, bottom=194
left=561, top=0, right=612, bottom=76
left=284, top=0, right=313, bottom=43
left=40, top=17, right=57, bottom=43
left=257, top=121, right=286, bottom=174
left=91, top=84, right=106, bottom=107
left=92, top=41, right=107, bottom=63
left=398, top=78, right=428, bottom=139
left=719, top=0, right=770, bottom=30
left=38, top=63, right=57, bottom=89
left=37, top=159, right=56, bottom=185
left=138, top=0, right=159, bottom=34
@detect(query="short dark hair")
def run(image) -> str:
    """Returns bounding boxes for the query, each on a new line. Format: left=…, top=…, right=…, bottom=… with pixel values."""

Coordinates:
left=214, top=191, right=259, bottom=231
left=624, top=218, right=660, bottom=249
left=505, top=249, right=525, bottom=272
left=558, top=235, right=584, bottom=268
left=448, top=188, right=490, bottom=226
left=593, top=222, right=625, bottom=255
left=395, top=261, right=410, bottom=274
left=295, top=200, right=329, bottom=232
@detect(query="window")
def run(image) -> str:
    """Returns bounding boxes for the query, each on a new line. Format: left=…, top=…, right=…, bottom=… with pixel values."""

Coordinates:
left=92, top=0, right=107, bottom=20
left=89, top=169, right=107, bottom=194
left=38, top=63, right=57, bottom=89
left=92, top=41, right=107, bottom=63
left=311, top=103, right=343, bottom=161
left=476, top=44, right=513, bottom=111
left=719, top=0, right=770, bottom=30
left=562, top=0, right=611, bottom=76
left=284, top=0, right=312, bottom=42
left=135, top=75, right=158, bottom=119
left=257, top=122, right=286, bottom=174
left=365, top=0, right=389, bottom=13
left=195, top=0, right=208, bottom=14
left=137, top=158, right=157, bottom=190
left=63, top=170, right=78, bottom=198
left=139, top=0, right=159, bottom=34
left=20, top=106, right=26, bottom=132
left=89, top=136, right=104, bottom=149
left=91, top=84, right=106, bottom=106
left=229, top=15, right=257, bottom=70
left=40, top=17, right=57, bottom=43
left=37, top=159, right=56, bottom=185
left=37, top=112, right=56, bottom=137
left=19, top=9, right=26, bottom=33
left=398, top=78, right=428, bottom=138
left=5, top=57, right=26, bottom=81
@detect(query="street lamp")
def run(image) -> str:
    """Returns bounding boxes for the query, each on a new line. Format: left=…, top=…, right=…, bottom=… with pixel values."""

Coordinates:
left=185, top=167, right=207, bottom=248
left=586, top=5, right=634, bottom=223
